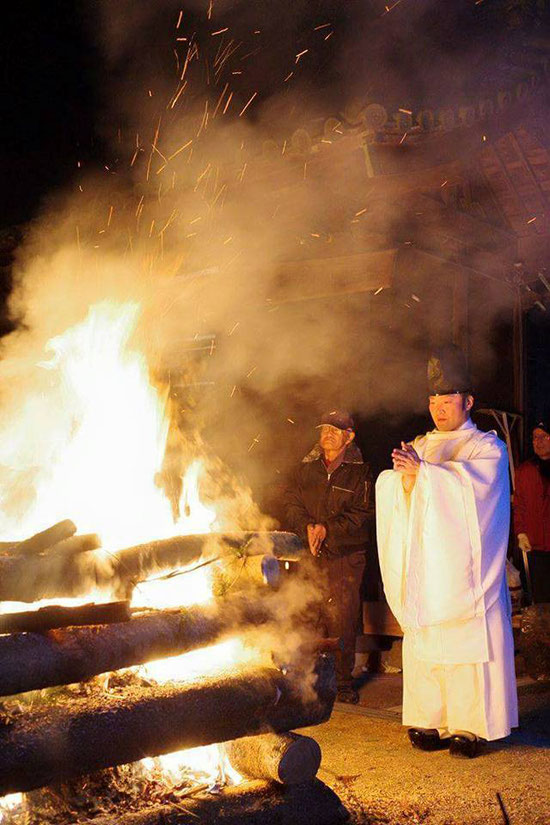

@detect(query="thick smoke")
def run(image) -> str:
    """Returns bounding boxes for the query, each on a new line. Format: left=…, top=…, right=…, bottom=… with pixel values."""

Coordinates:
left=1, top=0, right=526, bottom=525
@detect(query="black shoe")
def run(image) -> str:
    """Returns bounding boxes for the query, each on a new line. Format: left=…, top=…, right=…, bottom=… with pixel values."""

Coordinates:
left=408, top=728, right=449, bottom=752
left=449, top=734, right=483, bottom=758
left=337, top=686, right=359, bottom=704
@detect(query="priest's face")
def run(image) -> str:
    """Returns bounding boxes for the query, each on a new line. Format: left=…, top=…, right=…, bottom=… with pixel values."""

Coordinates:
left=533, top=428, right=550, bottom=461
left=429, top=393, right=473, bottom=431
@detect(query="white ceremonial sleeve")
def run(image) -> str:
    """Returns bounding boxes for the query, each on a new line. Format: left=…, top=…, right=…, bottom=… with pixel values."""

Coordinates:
left=403, top=437, right=509, bottom=630
left=375, top=469, right=409, bottom=627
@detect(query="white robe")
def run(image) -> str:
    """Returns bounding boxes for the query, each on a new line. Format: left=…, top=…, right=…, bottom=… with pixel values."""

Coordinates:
left=376, top=420, right=518, bottom=740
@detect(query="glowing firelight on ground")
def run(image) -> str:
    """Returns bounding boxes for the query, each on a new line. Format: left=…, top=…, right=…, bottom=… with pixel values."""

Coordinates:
left=0, top=795, right=22, bottom=824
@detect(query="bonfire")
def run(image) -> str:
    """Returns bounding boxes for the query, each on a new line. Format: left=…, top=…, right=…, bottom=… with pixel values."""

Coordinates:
left=0, top=303, right=342, bottom=825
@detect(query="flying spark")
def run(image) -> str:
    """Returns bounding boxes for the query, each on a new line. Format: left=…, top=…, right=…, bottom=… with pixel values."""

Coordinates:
left=239, top=92, right=258, bottom=117
left=248, top=435, right=261, bottom=452
left=223, top=91, right=234, bottom=114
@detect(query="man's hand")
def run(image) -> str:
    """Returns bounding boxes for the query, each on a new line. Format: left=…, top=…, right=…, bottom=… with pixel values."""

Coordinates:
left=307, top=523, right=327, bottom=556
left=392, top=442, right=421, bottom=475
left=518, top=533, right=532, bottom=553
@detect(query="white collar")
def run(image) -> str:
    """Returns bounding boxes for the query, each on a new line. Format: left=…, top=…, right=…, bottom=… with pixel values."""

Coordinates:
left=427, top=418, right=476, bottom=439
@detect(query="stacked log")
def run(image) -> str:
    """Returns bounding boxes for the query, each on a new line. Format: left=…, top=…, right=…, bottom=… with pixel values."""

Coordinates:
left=0, top=528, right=304, bottom=603
left=0, top=600, right=131, bottom=635
left=0, top=530, right=109, bottom=603
left=0, top=656, right=335, bottom=795
left=8, top=520, right=77, bottom=556
left=0, top=595, right=274, bottom=696
left=225, top=732, right=322, bottom=785
left=0, top=522, right=337, bottom=823
left=111, top=531, right=303, bottom=595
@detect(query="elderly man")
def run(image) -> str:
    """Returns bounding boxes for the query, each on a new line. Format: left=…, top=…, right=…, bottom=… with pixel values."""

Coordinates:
left=514, top=418, right=550, bottom=554
left=284, top=410, right=372, bottom=703
left=376, top=347, right=518, bottom=757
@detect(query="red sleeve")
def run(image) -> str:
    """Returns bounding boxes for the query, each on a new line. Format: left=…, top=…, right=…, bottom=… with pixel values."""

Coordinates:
left=513, top=464, right=529, bottom=537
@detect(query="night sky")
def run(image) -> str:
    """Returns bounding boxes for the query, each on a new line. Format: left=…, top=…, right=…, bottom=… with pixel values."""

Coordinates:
left=0, top=4, right=99, bottom=223
left=0, top=0, right=530, bottom=226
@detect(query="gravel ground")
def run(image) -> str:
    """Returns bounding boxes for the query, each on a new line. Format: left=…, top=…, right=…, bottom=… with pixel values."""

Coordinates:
left=304, top=678, right=550, bottom=825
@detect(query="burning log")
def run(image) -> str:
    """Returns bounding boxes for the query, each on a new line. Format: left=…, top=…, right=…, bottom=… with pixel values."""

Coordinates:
left=0, top=531, right=304, bottom=604
left=0, top=543, right=112, bottom=603
left=112, top=531, right=304, bottom=594
left=45, top=533, right=101, bottom=557
left=13, top=520, right=77, bottom=556
left=0, top=532, right=101, bottom=562
left=225, top=731, right=322, bottom=785
left=0, top=595, right=274, bottom=696
left=0, top=600, right=131, bottom=635
left=0, top=656, right=336, bottom=794
left=78, top=779, right=347, bottom=825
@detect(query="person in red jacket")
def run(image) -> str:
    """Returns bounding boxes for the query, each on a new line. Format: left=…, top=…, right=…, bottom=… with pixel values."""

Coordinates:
left=513, top=419, right=550, bottom=553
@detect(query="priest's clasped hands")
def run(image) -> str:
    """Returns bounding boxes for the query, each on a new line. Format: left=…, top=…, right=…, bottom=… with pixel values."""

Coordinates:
left=392, top=442, right=421, bottom=492
left=392, top=441, right=421, bottom=474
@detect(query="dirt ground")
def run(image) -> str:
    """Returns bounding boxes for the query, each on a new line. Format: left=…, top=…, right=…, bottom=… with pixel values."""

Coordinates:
left=304, top=675, right=550, bottom=825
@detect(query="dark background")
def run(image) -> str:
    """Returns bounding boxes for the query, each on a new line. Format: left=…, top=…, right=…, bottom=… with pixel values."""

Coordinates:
left=1, top=1, right=541, bottom=224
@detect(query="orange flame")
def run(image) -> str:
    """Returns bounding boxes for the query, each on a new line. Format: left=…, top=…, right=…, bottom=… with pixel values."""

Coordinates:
left=0, top=301, right=252, bottom=794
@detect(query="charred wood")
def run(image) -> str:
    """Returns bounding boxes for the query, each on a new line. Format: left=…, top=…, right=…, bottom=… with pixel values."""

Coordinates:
left=78, top=779, right=347, bottom=825
left=47, top=533, right=101, bottom=557
left=112, top=532, right=304, bottom=592
left=225, top=731, right=322, bottom=785
left=111, top=535, right=208, bottom=594
left=0, top=533, right=100, bottom=561
left=0, top=601, right=131, bottom=636
left=0, top=546, right=113, bottom=603
left=0, top=656, right=336, bottom=794
left=0, top=595, right=274, bottom=696
left=15, top=520, right=77, bottom=556
left=0, top=532, right=304, bottom=604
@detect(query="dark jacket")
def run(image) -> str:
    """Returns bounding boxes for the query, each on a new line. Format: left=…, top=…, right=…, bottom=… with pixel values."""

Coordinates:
left=284, top=441, right=373, bottom=557
left=513, top=458, right=550, bottom=550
